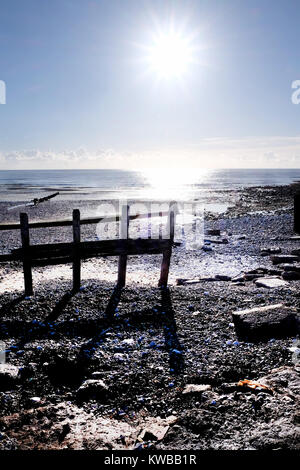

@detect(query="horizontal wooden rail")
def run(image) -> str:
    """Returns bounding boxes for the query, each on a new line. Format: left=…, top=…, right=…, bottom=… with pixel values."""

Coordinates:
left=0, top=211, right=169, bottom=231
left=4, top=238, right=171, bottom=261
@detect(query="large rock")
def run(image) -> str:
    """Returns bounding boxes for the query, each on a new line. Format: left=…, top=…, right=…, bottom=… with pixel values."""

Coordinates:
left=232, top=303, right=300, bottom=340
left=76, top=379, right=108, bottom=401
left=255, top=277, right=288, bottom=288
left=0, top=364, right=19, bottom=390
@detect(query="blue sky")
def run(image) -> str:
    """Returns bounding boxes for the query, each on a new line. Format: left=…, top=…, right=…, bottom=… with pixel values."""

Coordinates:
left=0, top=0, right=300, bottom=169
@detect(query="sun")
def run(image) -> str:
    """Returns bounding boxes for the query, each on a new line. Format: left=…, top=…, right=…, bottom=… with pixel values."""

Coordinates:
left=138, top=19, right=199, bottom=81
left=147, top=31, right=194, bottom=79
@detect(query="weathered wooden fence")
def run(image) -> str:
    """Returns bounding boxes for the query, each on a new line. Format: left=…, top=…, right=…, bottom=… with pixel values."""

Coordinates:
left=0, top=205, right=176, bottom=295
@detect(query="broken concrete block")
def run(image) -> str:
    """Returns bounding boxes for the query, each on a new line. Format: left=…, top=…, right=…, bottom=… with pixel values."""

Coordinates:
left=255, top=277, right=288, bottom=288
left=232, top=303, right=300, bottom=340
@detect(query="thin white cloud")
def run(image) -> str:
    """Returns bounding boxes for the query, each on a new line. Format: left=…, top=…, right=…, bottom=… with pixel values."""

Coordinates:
left=0, top=136, right=300, bottom=169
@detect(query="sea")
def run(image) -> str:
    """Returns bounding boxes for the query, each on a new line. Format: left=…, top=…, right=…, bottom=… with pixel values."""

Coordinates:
left=0, top=168, right=299, bottom=211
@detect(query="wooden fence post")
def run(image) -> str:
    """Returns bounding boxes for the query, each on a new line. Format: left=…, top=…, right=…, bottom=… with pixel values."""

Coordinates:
left=117, top=205, right=129, bottom=287
left=20, top=213, right=33, bottom=296
left=72, top=209, right=81, bottom=292
left=148, top=210, right=151, bottom=239
left=294, top=192, right=300, bottom=234
left=158, top=206, right=175, bottom=287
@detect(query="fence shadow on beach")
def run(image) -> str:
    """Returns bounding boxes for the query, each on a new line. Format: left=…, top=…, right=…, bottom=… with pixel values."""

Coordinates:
left=0, top=284, right=185, bottom=376
left=77, top=285, right=185, bottom=375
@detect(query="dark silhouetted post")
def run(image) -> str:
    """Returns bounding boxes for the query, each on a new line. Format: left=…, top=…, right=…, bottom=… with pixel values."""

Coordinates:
left=20, top=212, right=33, bottom=296
left=118, top=205, right=129, bottom=287
left=294, top=192, right=300, bottom=233
left=72, top=209, right=81, bottom=292
left=159, top=206, right=175, bottom=287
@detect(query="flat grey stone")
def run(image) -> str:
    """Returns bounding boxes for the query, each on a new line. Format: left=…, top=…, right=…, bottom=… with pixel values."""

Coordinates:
left=232, top=303, right=300, bottom=340
left=255, top=277, right=288, bottom=288
left=182, top=384, right=212, bottom=395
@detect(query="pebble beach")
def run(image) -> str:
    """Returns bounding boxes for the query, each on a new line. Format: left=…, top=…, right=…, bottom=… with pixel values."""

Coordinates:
left=0, top=182, right=299, bottom=450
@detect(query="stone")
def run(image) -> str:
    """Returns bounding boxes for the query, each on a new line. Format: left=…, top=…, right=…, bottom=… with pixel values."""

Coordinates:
left=231, top=274, right=245, bottom=282
left=215, top=275, right=232, bottom=281
left=201, top=246, right=213, bottom=252
left=76, top=379, right=108, bottom=400
left=0, top=364, right=19, bottom=390
left=182, top=384, right=212, bottom=395
left=260, top=247, right=281, bottom=256
left=291, top=248, right=300, bottom=256
left=255, top=277, right=288, bottom=288
left=282, top=264, right=300, bottom=272
left=271, top=255, right=299, bottom=265
left=232, top=303, right=300, bottom=340
left=282, top=271, right=300, bottom=280
left=206, top=229, right=220, bottom=236
left=244, top=273, right=265, bottom=281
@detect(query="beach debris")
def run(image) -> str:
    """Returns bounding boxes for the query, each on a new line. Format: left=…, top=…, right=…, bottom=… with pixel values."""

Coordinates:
left=76, top=379, right=108, bottom=400
left=254, top=277, right=288, bottom=288
left=237, top=379, right=273, bottom=394
left=232, top=303, right=300, bottom=340
left=271, top=255, right=299, bottom=265
left=0, top=364, right=19, bottom=390
left=182, top=384, right=211, bottom=395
